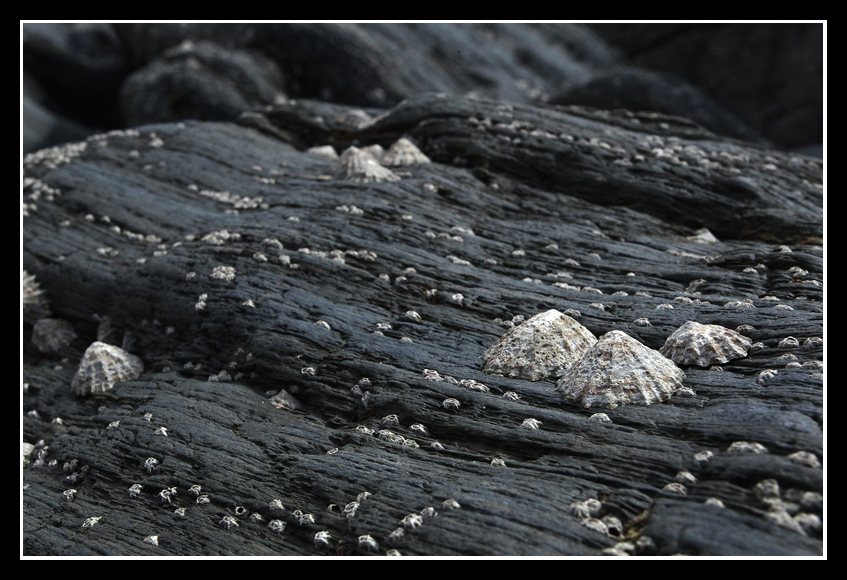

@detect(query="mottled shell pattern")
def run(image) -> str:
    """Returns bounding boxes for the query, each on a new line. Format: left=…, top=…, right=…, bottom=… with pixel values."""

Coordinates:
left=71, top=341, right=144, bottom=396
left=660, top=321, right=752, bottom=367
left=557, top=330, right=685, bottom=408
left=481, top=309, right=597, bottom=381
left=337, top=146, right=400, bottom=183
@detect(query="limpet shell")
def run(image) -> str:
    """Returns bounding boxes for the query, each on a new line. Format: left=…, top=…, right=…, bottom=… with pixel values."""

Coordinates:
left=71, top=341, right=144, bottom=396
left=337, top=146, right=399, bottom=183
left=381, top=138, right=431, bottom=166
left=481, top=309, right=597, bottom=381
left=659, top=321, right=752, bottom=367
left=557, top=330, right=685, bottom=408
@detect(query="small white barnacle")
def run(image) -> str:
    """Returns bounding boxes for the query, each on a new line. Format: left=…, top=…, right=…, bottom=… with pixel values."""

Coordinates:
left=778, top=336, right=800, bottom=348
left=459, top=379, right=489, bottom=392
left=588, top=413, right=612, bottom=423
left=194, top=293, right=208, bottom=311
left=442, top=398, right=461, bottom=411
left=358, top=534, right=379, bottom=551
left=704, top=497, right=725, bottom=508
left=675, top=471, right=697, bottom=485
left=301, top=366, right=317, bottom=376
left=143, top=535, right=159, bottom=546
left=410, top=423, right=429, bottom=436
left=188, top=485, right=202, bottom=497
left=144, top=457, right=160, bottom=474
left=196, top=495, right=211, bottom=505
left=128, top=484, right=143, bottom=498
left=295, top=511, right=315, bottom=526
left=343, top=501, right=360, bottom=518
left=354, top=425, right=375, bottom=435
left=794, top=513, right=822, bottom=535
left=71, top=341, right=144, bottom=396
left=268, top=519, right=286, bottom=533
left=381, top=414, right=400, bottom=426
left=632, top=318, right=652, bottom=327
left=220, top=515, right=239, bottom=529
left=63, top=489, right=77, bottom=502
left=753, top=479, right=780, bottom=501
left=481, top=309, right=597, bottom=381
left=107, top=420, right=120, bottom=430
left=749, top=342, right=767, bottom=353
left=314, top=530, right=332, bottom=548
left=81, top=516, right=102, bottom=530
left=490, top=458, right=507, bottom=467
left=387, top=527, right=405, bottom=544
left=441, top=498, right=461, bottom=510
left=757, top=369, right=778, bottom=385
left=693, top=450, right=714, bottom=463
left=269, top=499, right=285, bottom=511
left=787, top=451, right=821, bottom=468
left=401, top=513, right=423, bottom=529
left=209, top=265, right=236, bottom=281
left=557, top=331, right=685, bottom=409
left=660, top=321, right=753, bottom=367
left=175, top=507, right=188, bottom=517
left=662, top=482, right=687, bottom=495
left=724, top=299, right=755, bottom=309
left=802, top=336, right=823, bottom=350
left=569, top=498, right=601, bottom=518
left=451, top=293, right=464, bottom=305
left=159, top=488, right=176, bottom=504
left=581, top=518, right=609, bottom=534
left=154, top=426, right=168, bottom=436
left=337, top=146, right=400, bottom=183
left=421, top=506, right=437, bottom=518
left=430, top=441, right=445, bottom=450
left=656, top=303, right=674, bottom=310
left=519, top=418, right=542, bottom=430
left=502, top=391, right=521, bottom=402
left=404, top=310, right=422, bottom=322
left=423, top=369, right=443, bottom=381
left=315, top=320, right=331, bottom=330
left=382, top=138, right=431, bottom=166
left=727, top=441, right=769, bottom=454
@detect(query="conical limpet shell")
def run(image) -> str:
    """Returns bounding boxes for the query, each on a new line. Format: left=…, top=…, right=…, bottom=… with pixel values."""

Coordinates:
left=381, top=138, right=431, bottom=167
left=557, top=330, right=685, bottom=408
left=659, top=321, right=752, bottom=367
left=71, top=341, right=144, bottom=396
left=337, top=146, right=400, bottom=183
left=481, top=309, right=597, bottom=381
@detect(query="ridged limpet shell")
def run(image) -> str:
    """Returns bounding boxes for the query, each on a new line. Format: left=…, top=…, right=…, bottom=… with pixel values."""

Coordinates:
left=337, top=146, right=400, bottom=183
left=481, top=309, right=597, bottom=381
left=381, top=138, right=431, bottom=167
left=659, top=321, right=752, bottom=367
left=557, top=330, right=685, bottom=408
left=71, top=341, right=144, bottom=396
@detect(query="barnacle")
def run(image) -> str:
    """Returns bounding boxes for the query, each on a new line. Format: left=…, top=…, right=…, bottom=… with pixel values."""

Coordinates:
left=337, top=146, right=400, bottom=183
left=557, top=330, right=685, bottom=408
left=481, top=309, right=597, bottom=381
left=381, top=138, right=431, bottom=166
left=71, top=342, right=144, bottom=396
left=659, top=321, right=752, bottom=367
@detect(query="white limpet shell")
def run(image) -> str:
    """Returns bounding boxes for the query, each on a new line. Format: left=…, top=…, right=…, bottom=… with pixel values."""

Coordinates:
left=71, top=341, right=144, bottom=396
left=305, top=145, right=338, bottom=159
left=660, top=321, right=752, bottom=367
left=381, top=138, right=431, bottom=167
left=557, top=331, right=685, bottom=409
left=481, top=309, right=597, bottom=381
left=337, top=146, right=400, bottom=183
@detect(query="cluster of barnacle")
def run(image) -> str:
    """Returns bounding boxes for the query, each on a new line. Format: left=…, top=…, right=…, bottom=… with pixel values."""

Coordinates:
left=752, top=478, right=822, bottom=536
left=569, top=497, right=624, bottom=539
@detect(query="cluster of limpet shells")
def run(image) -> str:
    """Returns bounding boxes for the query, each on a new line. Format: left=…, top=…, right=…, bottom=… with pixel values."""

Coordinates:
left=660, top=321, right=752, bottom=367
left=335, top=138, right=430, bottom=183
left=481, top=309, right=597, bottom=381
left=557, top=330, right=686, bottom=409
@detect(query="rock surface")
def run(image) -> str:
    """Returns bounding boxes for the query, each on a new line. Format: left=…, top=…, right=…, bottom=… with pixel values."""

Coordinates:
left=22, top=24, right=823, bottom=557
